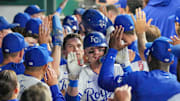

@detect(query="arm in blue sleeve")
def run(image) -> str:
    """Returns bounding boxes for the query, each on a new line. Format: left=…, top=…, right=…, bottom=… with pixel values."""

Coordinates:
left=98, top=48, right=123, bottom=92
left=123, top=65, right=132, bottom=73
left=50, top=85, right=65, bottom=101
left=65, top=93, right=80, bottom=101
left=40, top=43, right=48, bottom=49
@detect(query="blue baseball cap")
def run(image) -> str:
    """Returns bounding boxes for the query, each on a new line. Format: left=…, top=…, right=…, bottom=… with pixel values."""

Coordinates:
left=26, top=18, right=42, bottom=34
left=168, top=7, right=180, bottom=23
left=74, top=8, right=85, bottom=15
left=2, top=32, right=26, bottom=53
left=0, top=16, right=18, bottom=31
left=24, top=5, right=45, bottom=15
left=13, top=13, right=31, bottom=28
left=114, top=0, right=127, bottom=8
left=144, top=37, right=174, bottom=63
left=24, top=46, right=53, bottom=67
left=114, top=14, right=135, bottom=32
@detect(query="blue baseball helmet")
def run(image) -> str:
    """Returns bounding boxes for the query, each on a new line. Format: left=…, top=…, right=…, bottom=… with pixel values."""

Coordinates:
left=83, top=31, right=108, bottom=49
left=82, top=9, right=108, bottom=34
left=63, top=15, right=79, bottom=33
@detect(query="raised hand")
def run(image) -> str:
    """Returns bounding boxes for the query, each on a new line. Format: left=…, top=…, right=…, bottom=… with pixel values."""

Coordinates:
left=67, top=52, right=82, bottom=80
left=39, top=17, right=51, bottom=44
left=109, top=26, right=128, bottom=51
left=170, top=35, right=180, bottom=45
left=44, top=67, right=58, bottom=86
left=131, top=8, right=152, bottom=34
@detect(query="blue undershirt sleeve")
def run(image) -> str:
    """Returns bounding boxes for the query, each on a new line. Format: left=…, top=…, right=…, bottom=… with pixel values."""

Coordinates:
left=65, top=92, right=80, bottom=101
left=98, top=48, right=123, bottom=92
left=50, top=85, right=65, bottom=101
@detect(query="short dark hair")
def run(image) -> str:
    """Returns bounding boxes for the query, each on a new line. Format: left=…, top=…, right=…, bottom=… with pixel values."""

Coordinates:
left=63, top=34, right=83, bottom=49
left=0, top=70, right=18, bottom=101
left=20, top=83, right=51, bottom=101
left=106, top=5, right=119, bottom=14
left=12, top=26, right=39, bottom=39
left=25, top=65, right=44, bottom=72
left=124, top=30, right=135, bottom=35
left=3, top=51, right=19, bottom=59
left=147, top=53, right=170, bottom=71
left=11, top=26, right=26, bottom=35
left=127, top=0, right=143, bottom=14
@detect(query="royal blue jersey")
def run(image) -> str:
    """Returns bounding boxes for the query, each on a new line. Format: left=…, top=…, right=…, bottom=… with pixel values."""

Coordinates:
left=0, top=62, right=25, bottom=74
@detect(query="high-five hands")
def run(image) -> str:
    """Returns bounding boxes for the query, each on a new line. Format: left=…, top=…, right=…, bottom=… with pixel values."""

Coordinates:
left=109, top=26, right=128, bottom=51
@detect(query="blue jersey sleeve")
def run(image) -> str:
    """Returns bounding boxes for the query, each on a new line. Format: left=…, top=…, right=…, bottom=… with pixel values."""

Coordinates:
left=98, top=48, right=123, bottom=92
left=128, top=40, right=141, bottom=62
left=50, top=85, right=65, bottom=101
left=0, top=63, right=25, bottom=74
left=65, top=93, right=80, bottom=101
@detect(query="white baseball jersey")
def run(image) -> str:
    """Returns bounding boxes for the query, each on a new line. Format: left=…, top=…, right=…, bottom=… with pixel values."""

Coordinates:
left=168, top=93, right=180, bottom=101
left=78, top=64, right=124, bottom=101
left=17, top=74, right=50, bottom=99
left=131, top=60, right=149, bottom=71
left=58, top=64, right=69, bottom=91
left=58, top=64, right=86, bottom=91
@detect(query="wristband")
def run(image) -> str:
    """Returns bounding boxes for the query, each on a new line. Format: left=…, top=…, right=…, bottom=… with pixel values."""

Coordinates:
left=56, top=7, right=62, bottom=14
left=69, top=80, right=78, bottom=87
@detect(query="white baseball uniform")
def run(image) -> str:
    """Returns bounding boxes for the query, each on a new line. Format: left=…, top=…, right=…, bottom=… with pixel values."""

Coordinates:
left=17, top=74, right=50, bottom=99
left=78, top=64, right=124, bottom=101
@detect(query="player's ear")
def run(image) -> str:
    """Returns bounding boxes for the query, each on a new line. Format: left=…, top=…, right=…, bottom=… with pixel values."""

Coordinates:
left=42, top=64, right=48, bottom=72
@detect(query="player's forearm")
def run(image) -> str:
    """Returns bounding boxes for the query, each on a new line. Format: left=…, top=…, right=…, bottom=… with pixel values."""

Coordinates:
left=98, top=48, right=121, bottom=92
left=55, top=0, right=68, bottom=14
left=65, top=91, right=80, bottom=101
left=137, top=32, right=147, bottom=61
left=65, top=80, right=80, bottom=101
left=51, top=46, right=61, bottom=77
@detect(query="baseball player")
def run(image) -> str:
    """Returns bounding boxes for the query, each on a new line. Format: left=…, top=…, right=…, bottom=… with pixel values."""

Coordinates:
left=0, top=32, right=26, bottom=74
left=65, top=31, right=126, bottom=101
left=0, top=16, right=18, bottom=64
left=63, top=15, right=79, bottom=33
left=17, top=46, right=64, bottom=101
left=58, top=33, right=84, bottom=95
left=98, top=24, right=180, bottom=101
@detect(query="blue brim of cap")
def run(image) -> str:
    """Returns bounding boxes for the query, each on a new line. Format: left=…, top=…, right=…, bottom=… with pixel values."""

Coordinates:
left=171, top=44, right=180, bottom=59
left=6, top=23, right=18, bottom=29
left=25, top=41, right=29, bottom=48
left=39, top=9, right=45, bottom=13
left=48, top=56, right=53, bottom=63
left=145, top=42, right=153, bottom=48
